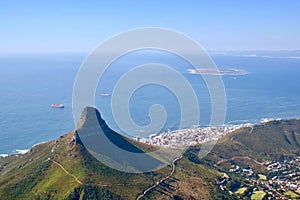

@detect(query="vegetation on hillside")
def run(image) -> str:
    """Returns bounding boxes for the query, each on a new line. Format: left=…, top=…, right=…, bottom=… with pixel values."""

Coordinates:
left=0, top=108, right=299, bottom=199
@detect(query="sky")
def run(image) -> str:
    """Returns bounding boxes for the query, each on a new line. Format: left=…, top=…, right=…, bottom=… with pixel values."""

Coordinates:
left=1, top=0, right=300, bottom=53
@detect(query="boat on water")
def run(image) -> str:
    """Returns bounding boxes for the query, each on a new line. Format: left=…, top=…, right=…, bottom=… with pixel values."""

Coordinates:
left=99, top=93, right=110, bottom=97
left=51, top=104, right=64, bottom=108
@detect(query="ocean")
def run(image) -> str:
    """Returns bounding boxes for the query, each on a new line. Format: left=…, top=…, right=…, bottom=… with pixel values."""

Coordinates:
left=1, top=51, right=300, bottom=155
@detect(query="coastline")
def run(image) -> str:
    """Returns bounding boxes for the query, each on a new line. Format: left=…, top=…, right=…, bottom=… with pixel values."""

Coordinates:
left=0, top=141, right=48, bottom=158
left=0, top=117, right=292, bottom=158
left=136, top=123, right=253, bottom=148
left=136, top=118, right=284, bottom=148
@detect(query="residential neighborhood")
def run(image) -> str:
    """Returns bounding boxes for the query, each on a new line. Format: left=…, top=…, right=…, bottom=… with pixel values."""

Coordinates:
left=219, top=157, right=300, bottom=199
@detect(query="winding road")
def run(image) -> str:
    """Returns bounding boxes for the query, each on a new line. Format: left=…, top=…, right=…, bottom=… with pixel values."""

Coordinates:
left=136, top=154, right=183, bottom=200
left=48, top=154, right=184, bottom=199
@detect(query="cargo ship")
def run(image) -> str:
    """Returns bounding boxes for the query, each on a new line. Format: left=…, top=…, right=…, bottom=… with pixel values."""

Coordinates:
left=51, top=104, right=64, bottom=108
left=99, top=93, right=110, bottom=97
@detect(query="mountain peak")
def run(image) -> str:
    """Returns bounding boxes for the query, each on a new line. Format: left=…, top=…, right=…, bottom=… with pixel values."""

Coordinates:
left=76, top=106, right=106, bottom=130
left=75, top=106, right=164, bottom=172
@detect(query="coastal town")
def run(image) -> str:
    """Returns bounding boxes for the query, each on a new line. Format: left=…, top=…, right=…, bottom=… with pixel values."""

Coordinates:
left=137, top=118, right=283, bottom=148
left=137, top=123, right=252, bottom=148
left=136, top=118, right=300, bottom=199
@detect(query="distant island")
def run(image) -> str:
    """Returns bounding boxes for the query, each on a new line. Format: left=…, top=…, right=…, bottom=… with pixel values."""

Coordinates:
left=188, top=68, right=249, bottom=75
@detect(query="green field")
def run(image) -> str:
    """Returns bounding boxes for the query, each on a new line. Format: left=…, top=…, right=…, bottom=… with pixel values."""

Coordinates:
left=235, top=187, right=247, bottom=195
left=258, top=174, right=267, bottom=180
left=251, top=191, right=266, bottom=200
left=284, top=190, right=300, bottom=199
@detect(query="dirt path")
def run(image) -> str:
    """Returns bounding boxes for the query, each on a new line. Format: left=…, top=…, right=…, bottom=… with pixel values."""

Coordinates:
left=47, top=158, right=83, bottom=185
left=216, top=156, right=263, bottom=166
left=136, top=154, right=183, bottom=200
left=250, top=126, right=254, bottom=134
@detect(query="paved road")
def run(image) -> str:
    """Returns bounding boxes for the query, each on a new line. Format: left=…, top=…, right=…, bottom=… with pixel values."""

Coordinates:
left=136, top=154, right=183, bottom=200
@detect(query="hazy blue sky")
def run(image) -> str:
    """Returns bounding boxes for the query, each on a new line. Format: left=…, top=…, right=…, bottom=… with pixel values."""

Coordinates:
left=1, top=1, right=300, bottom=53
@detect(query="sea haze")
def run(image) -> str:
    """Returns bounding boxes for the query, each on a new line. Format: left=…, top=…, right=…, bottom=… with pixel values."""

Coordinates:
left=0, top=51, right=300, bottom=154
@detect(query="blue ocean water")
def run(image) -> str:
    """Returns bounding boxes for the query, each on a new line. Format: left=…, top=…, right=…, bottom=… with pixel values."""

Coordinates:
left=1, top=52, right=300, bottom=154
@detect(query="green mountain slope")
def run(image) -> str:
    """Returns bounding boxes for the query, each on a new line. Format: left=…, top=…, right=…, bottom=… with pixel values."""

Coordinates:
left=0, top=108, right=216, bottom=199
left=0, top=107, right=299, bottom=200
left=189, top=119, right=300, bottom=172
left=0, top=107, right=168, bottom=199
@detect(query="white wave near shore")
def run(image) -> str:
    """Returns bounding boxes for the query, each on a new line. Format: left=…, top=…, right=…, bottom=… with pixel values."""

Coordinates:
left=32, top=141, right=47, bottom=148
left=6, top=142, right=48, bottom=157
left=14, top=149, right=30, bottom=154
left=0, top=154, right=9, bottom=158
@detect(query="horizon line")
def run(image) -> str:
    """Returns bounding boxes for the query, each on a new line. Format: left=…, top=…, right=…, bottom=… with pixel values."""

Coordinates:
left=0, top=49, right=300, bottom=56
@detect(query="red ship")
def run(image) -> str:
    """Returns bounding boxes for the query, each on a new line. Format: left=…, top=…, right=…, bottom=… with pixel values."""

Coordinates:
left=51, top=104, right=64, bottom=108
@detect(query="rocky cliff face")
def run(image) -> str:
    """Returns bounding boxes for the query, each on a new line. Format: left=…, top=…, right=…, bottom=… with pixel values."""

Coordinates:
left=75, top=106, right=165, bottom=173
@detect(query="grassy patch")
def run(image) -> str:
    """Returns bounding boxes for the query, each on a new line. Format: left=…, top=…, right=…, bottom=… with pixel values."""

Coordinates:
left=284, top=190, right=300, bottom=199
left=251, top=191, right=265, bottom=200
left=258, top=174, right=267, bottom=180
left=235, top=187, right=247, bottom=195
